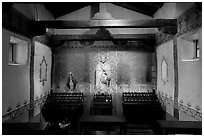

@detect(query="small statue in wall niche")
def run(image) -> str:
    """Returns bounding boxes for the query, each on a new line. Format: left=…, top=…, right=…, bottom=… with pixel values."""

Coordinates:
left=66, top=72, right=77, bottom=92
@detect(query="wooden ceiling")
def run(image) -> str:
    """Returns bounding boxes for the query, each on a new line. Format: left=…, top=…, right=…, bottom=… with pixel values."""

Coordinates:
left=43, top=2, right=164, bottom=18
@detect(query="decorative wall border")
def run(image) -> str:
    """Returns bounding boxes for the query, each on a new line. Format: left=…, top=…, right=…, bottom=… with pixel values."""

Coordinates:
left=156, top=90, right=202, bottom=121
left=156, top=31, right=174, bottom=45
left=33, top=34, right=51, bottom=46
left=176, top=4, right=202, bottom=38
left=56, top=41, right=154, bottom=53
left=2, top=93, right=49, bottom=123
left=156, top=4, right=201, bottom=45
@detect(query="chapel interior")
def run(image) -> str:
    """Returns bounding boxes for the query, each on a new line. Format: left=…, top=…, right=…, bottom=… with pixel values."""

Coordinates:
left=2, top=2, right=202, bottom=135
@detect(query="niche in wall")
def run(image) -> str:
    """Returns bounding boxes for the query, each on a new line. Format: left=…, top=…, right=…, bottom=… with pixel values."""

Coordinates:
left=9, top=36, right=28, bottom=65
left=39, top=56, right=48, bottom=86
left=161, top=57, right=168, bottom=84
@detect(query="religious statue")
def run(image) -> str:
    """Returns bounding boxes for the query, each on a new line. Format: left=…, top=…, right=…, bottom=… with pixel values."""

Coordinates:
left=66, top=72, right=77, bottom=92
left=96, top=54, right=111, bottom=93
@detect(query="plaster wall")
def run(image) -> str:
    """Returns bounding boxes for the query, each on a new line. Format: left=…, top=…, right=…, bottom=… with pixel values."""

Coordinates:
left=156, top=40, right=175, bottom=116
left=55, top=3, right=155, bottom=35
left=2, top=29, right=30, bottom=121
left=177, top=28, right=202, bottom=112
left=33, top=42, right=52, bottom=116
left=53, top=41, right=154, bottom=94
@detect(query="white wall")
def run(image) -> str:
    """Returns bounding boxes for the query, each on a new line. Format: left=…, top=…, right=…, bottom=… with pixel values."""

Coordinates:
left=175, top=3, right=195, bottom=18
left=177, top=28, right=202, bottom=111
left=154, top=3, right=176, bottom=19
left=106, top=3, right=152, bottom=20
left=154, top=2, right=195, bottom=19
left=57, top=6, right=91, bottom=20
left=156, top=40, right=175, bottom=115
left=34, top=42, right=52, bottom=116
left=2, top=29, right=30, bottom=118
left=55, top=3, right=155, bottom=35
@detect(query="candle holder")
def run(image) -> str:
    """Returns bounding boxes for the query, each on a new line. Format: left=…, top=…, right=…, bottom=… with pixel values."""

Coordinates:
left=195, top=105, right=202, bottom=120
left=179, top=99, right=184, bottom=110
left=186, top=102, right=192, bottom=114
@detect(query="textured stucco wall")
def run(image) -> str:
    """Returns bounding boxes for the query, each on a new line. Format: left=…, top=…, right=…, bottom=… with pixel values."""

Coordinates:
left=53, top=41, right=154, bottom=93
left=106, top=3, right=152, bottom=19
left=57, top=6, right=91, bottom=20
left=33, top=42, right=52, bottom=116
left=177, top=28, right=202, bottom=112
left=154, top=2, right=194, bottom=19
left=2, top=29, right=30, bottom=119
left=156, top=40, right=175, bottom=116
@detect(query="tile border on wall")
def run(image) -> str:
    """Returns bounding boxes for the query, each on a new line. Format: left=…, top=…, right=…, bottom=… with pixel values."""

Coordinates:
left=156, top=90, right=202, bottom=121
left=156, top=4, right=201, bottom=45
left=2, top=94, right=49, bottom=123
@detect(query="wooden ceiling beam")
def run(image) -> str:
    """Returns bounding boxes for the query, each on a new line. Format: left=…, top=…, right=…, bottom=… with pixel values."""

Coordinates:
left=34, top=19, right=177, bottom=29
left=144, top=2, right=164, bottom=9
left=52, top=34, right=156, bottom=41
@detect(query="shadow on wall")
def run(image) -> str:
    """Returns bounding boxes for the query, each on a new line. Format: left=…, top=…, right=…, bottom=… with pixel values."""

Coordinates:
left=146, top=70, right=152, bottom=83
left=117, top=62, right=130, bottom=85
left=81, top=53, right=90, bottom=83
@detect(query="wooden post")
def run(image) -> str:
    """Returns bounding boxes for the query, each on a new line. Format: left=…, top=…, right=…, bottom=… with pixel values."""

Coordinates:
left=91, top=3, right=99, bottom=18
left=173, top=36, right=179, bottom=119
left=29, top=39, right=35, bottom=120
left=34, top=19, right=177, bottom=29
left=50, top=49, right=55, bottom=93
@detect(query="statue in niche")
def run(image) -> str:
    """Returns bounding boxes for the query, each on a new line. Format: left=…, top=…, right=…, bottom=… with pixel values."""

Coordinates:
left=95, top=54, right=111, bottom=93
left=66, top=72, right=77, bottom=92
